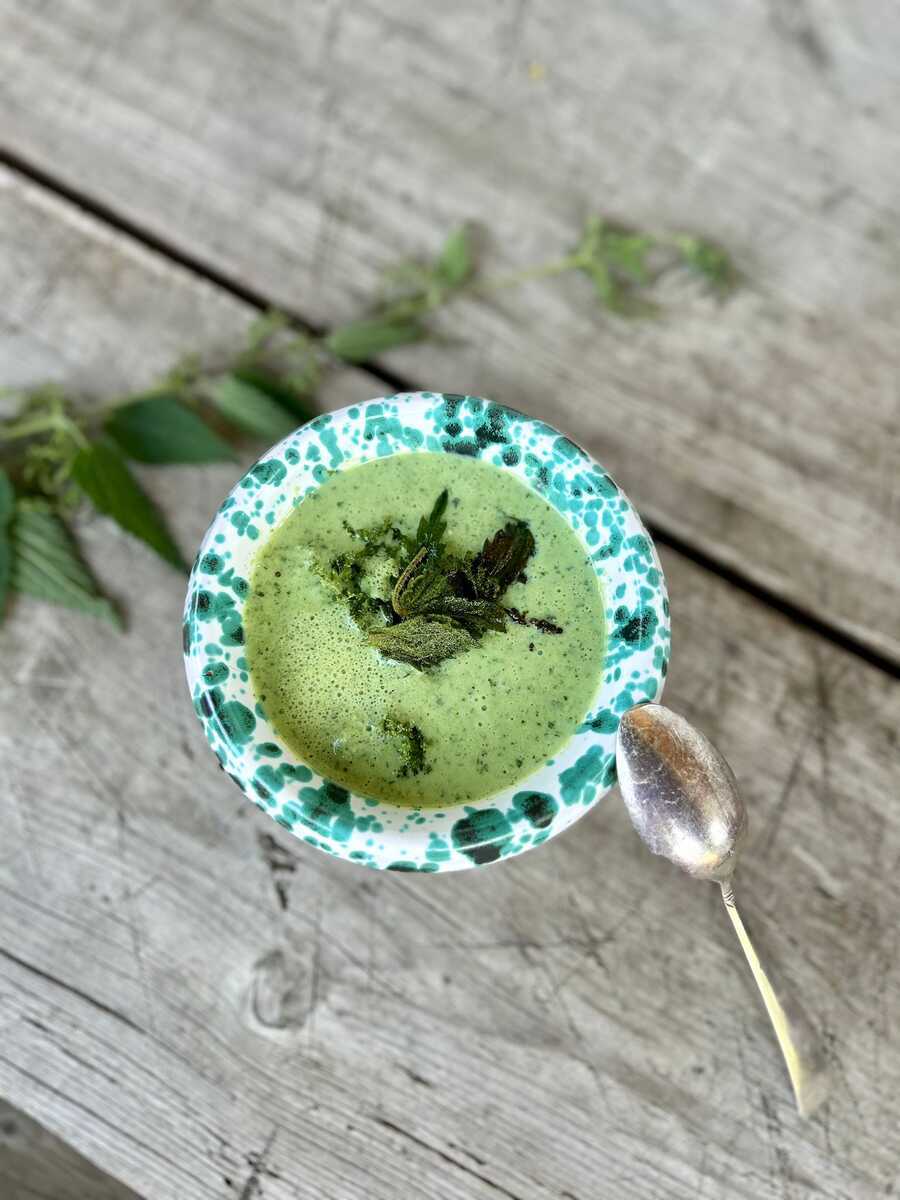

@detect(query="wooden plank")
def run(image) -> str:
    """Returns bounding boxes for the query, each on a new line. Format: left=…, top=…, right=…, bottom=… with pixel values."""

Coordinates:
left=1, top=166, right=899, bottom=1199
left=0, top=1099, right=141, bottom=1200
left=1, top=1, right=899, bottom=659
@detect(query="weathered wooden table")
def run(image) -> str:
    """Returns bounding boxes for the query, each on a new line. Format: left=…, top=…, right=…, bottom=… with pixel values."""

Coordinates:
left=1, top=4, right=898, bottom=1198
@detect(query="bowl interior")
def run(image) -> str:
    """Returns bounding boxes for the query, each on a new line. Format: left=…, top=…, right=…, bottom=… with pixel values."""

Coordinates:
left=183, top=392, right=670, bottom=872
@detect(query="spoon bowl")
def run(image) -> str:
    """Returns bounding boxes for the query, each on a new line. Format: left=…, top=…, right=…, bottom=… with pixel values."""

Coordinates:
left=616, top=703, right=747, bottom=881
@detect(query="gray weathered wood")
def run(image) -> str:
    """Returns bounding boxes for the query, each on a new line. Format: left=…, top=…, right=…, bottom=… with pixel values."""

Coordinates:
left=1, top=0, right=899, bottom=659
left=0, top=1099, right=141, bottom=1200
left=1, top=165, right=899, bottom=1200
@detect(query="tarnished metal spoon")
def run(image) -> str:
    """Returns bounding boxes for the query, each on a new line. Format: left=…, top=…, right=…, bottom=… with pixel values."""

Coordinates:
left=616, top=703, right=829, bottom=1117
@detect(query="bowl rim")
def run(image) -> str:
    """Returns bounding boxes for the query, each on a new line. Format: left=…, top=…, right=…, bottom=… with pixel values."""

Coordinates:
left=183, top=391, right=670, bottom=872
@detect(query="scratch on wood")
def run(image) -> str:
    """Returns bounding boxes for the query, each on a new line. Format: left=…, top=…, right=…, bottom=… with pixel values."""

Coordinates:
left=399, top=1065, right=433, bottom=1089
left=238, top=1126, right=279, bottom=1200
left=760, top=724, right=814, bottom=857
left=0, top=946, right=145, bottom=1036
left=374, top=1116, right=525, bottom=1200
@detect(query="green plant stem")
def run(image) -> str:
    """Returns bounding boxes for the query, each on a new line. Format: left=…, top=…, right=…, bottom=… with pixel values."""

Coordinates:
left=0, top=410, right=88, bottom=447
left=469, top=253, right=584, bottom=298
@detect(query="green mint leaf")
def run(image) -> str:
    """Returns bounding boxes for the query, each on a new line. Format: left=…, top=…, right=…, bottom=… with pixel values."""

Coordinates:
left=71, top=438, right=186, bottom=569
left=673, top=235, right=740, bottom=295
left=9, top=500, right=119, bottom=624
left=105, top=393, right=236, bottom=464
left=0, top=468, right=14, bottom=619
left=382, top=716, right=429, bottom=777
left=368, top=615, right=474, bottom=668
left=325, top=318, right=425, bottom=363
left=208, top=374, right=298, bottom=440
left=468, top=520, right=536, bottom=600
left=435, top=226, right=473, bottom=289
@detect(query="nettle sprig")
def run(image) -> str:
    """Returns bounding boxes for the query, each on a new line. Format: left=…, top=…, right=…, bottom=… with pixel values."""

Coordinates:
left=0, top=218, right=738, bottom=626
left=318, top=488, right=562, bottom=670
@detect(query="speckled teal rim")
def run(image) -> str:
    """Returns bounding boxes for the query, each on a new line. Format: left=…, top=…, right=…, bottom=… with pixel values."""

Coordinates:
left=184, top=393, right=670, bottom=872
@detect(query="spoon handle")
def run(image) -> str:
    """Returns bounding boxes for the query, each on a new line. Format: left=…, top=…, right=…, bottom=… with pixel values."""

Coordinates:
left=719, top=882, right=829, bottom=1117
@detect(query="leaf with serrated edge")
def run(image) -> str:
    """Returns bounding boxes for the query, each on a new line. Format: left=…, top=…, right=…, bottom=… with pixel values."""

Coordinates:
left=10, top=502, right=119, bottom=623
left=71, top=438, right=185, bottom=569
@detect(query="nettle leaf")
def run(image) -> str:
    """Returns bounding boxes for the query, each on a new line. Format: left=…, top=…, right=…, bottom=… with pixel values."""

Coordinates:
left=106, top=393, right=236, bottom=464
left=673, top=235, right=740, bottom=295
left=435, top=226, right=473, bottom=289
left=325, top=318, right=425, bottom=363
left=599, top=224, right=654, bottom=283
left=407, top=488, right=449, bottom=560
left=10, top=501, right=119, bottom=624
left=392, top=549, right=451, bottom=617
left=468, top=521, right=536, bottom=601
left=208, top=374, right=298, bottom=440
left=0, top=468, right=14, bottom=617
left=368, top=616, right=475, bottom=669
left=72, top=438, right=186, bottom=569
left=434, top=595, right=507, bottom=635
left=233, top=365, right=314, bottom=420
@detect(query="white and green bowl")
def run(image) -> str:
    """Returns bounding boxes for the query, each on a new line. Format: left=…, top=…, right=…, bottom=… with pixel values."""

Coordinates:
left=183, top=392, right=670, bottom=872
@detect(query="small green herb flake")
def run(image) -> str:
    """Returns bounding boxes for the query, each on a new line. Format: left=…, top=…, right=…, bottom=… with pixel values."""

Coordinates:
left=314, top=551, right=387, bottom=625
left=71, top=438, right=186, bottom=569
left=382, top=716, right=429, bottom=777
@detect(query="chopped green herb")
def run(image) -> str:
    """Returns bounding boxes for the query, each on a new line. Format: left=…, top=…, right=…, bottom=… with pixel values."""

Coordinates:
left=382, top=716, right=429, bottom=777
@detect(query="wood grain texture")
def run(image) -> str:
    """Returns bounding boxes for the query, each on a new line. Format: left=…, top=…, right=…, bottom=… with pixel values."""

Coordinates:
left=1, top=166, right=899, bottom=1200
left=1, top=0, right=899, bottom=659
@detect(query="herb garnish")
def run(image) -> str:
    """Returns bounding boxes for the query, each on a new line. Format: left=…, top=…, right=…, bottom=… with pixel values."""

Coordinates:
left=322, top=491, right=559, bottom=669
left=381, top=717, right=429, bottom=777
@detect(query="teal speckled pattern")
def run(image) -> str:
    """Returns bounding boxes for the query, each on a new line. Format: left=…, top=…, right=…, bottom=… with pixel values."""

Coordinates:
left=184, top=393, right=670, bottom=872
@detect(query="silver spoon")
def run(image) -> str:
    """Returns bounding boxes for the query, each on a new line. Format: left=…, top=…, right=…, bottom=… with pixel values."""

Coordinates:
left=615, top=702, right=829, bottom=1117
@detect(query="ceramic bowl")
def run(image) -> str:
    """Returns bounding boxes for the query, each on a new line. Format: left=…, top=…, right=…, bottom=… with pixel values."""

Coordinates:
left=183, top=392, right=670, bottom=872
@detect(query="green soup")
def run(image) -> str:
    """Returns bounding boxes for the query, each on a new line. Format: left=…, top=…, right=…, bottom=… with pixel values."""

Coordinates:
left=244, top=453, right=605, bottom=807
